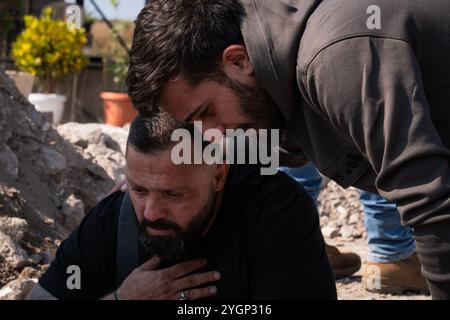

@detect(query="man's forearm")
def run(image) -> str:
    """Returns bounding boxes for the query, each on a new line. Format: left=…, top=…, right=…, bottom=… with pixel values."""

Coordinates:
left=27, top=283, right=121, bottom=300
left=414, top=221, right=450, bottom=300
left=26, top=284, right=57, bottom=300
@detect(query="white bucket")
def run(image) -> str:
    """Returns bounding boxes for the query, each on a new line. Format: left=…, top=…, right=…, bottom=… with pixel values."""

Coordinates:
left=28, top=93, right=66, bottom=125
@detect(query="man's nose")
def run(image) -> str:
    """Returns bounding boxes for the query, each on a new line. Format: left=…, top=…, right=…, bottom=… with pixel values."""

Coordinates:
left=143, top=193, right=168, bottom=222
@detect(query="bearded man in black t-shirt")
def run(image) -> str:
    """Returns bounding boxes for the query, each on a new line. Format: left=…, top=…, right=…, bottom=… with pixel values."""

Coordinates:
left=28, top=112, right=336, bottom=300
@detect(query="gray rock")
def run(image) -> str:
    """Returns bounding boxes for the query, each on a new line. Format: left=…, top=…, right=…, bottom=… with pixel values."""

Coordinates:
left=41, top=122, right=51, bottom=132
left=0, top=231, right=29, bottom=269
left=0, top=278, right=38, bottom=300
left=0, top=143, right=19, bottom=179
left=348, top=213, right=360, bottom=225
left=85, top=142, right=111, bottom=157
left=41, top=147, right=66, bottom=174
left=92, top=153, right=126, bottom=181
left=57, top=122, right=128, bottom=152
left=340, top=225, right=356, bottom=239
left=57, top=122, right=127, bottom=181
left=0, top=217, right=28, bottom=243
left=322, top=225, right=341, bottom=239
left=29, top=254, right=43, bottom=265
left=101, top=124, right=129, bottom=154
left=57, top=122, right=104, bottom=148
left=41, top=252, right=53, bottom=265
left=319, top=216, right=329, bottom=228
left=61, top=194, right=85, bottom=230
left=336, top=205, right=349, bottom=221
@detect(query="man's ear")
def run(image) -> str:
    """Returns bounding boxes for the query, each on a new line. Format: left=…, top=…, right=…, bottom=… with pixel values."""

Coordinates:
left=212, top=163, right=229, bottom=192
left=222, top=44, right=256, bottom=87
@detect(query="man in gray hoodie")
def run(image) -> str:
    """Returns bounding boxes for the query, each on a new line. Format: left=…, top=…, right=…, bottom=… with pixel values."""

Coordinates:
left=126, top=0, right=450, bottom=299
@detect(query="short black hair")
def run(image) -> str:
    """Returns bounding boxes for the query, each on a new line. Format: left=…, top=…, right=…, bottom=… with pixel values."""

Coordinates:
left=127, top=111, right=190, bottom=155
left=126, top=0, right=246, bottom=116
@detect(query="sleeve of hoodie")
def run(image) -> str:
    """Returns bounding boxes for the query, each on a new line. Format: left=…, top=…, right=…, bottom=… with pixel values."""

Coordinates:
left=301, top=36, right=450, bottom=299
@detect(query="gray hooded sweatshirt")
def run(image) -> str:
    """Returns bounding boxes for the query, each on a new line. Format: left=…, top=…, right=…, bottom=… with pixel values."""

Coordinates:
left=240, top=0, right=450, bottom=299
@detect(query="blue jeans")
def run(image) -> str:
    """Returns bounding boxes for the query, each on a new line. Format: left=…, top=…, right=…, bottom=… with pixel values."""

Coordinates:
left=279, top=163, right=416, bottom=263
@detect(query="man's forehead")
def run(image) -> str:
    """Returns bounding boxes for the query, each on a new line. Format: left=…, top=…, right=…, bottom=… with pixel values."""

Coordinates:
left=126, top=165, right=195, bottom=190
left=160, top=77, right=194, bottom=102
left=127, top=146, right=172, bottom=167
left=126, top=148, right=202, bottom=187
left=160, top=78, right=214, bottom=116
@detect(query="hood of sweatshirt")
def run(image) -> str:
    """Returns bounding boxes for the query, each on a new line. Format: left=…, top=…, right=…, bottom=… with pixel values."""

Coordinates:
left=240, top=0, right=322, bottom=125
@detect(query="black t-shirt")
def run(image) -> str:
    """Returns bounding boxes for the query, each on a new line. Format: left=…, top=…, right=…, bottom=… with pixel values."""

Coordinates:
left=39, top=165, right=336, bottom=299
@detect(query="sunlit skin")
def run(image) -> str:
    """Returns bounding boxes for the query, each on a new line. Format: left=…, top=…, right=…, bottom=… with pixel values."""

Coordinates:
left=160, top=45, right=258, bottom=133
left=160, top=79, right=252, bottom=133
left=125, top=146, right=228, bottom=237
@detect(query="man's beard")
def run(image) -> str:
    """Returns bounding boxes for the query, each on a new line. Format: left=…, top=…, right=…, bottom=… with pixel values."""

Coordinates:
left=138, top=189, right=217, bottom=268
left=214, top=71, right=285, bottom=130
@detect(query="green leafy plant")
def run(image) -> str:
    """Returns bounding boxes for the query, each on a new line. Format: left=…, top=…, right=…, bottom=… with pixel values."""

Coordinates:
left=104, top=55, right=128, bottom=92
left=11, top=7, right=88, bottom=93
left=102, top=12, right=130, bottom=93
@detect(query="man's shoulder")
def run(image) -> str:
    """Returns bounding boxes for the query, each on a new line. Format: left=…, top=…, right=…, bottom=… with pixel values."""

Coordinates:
left=227, top=165, right=313, bottom=214
left=37, top=191, right=125, bottom=299
left=88, top=191, right=125, bottom=224
left=297, top=0, right=409, bottom=73
left=71, top=191, right=125, bottom=238
left=62, top=190, right=125, bottom=251
left=231, top=164, right=308, bottom=190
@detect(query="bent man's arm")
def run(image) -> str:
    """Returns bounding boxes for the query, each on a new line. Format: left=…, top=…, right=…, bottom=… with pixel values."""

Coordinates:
left=26, top=283, right=119, bottom=300
left=305, top=37, right=450, bottom=299
left=27, top=284, right=57, bottom=300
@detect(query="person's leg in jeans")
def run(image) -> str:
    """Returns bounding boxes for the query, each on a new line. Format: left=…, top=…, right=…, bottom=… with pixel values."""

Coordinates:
left=279, top=163, right=322, bottom=206
left=359, top=191, right=429, bottom=293
left=359, top=191, right=415, bottom=263
left=279, top=163, right=361, bottom=278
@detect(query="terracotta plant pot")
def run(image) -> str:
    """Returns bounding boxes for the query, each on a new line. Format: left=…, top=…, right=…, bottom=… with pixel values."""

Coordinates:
left=100, top=92, right=138, bottom=127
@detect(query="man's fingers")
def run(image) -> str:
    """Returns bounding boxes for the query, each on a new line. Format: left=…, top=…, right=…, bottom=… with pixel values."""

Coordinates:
left=182, top=286, right=218, bottom=300
left=138, top=256, right=161, bottom=271
left=120, top=183, right=128, bottom=192
left=164, top=258, right=207, bottom=279
left=173, top=271, right=220, bottom=292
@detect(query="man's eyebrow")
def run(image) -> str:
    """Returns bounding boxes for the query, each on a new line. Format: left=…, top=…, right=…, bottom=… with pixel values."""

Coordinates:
left=184, top=104, right=205, bottom=122
left=126, top=177, right=142, bottom=189
left=161, top=188, right=192, bottom=195
left=127, top=177, right=189, bottom=192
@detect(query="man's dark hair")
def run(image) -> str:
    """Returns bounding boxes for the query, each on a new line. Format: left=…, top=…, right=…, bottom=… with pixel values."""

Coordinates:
left=127, top=111, right=190, bottom=155
left=126, top=0, right=246, bottom=116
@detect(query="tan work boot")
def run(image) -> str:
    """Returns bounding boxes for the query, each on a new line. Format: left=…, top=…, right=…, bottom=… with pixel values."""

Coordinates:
left=326, top=244, right=361, bottom=278
left=362, top=253, right=430, bottom=294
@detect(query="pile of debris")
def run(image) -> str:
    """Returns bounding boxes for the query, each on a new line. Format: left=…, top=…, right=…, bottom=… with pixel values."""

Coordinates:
left=0, top=70, right=129, bottom=299
left=57, top=122, right=128, bottom=182
left=318, top=180, right=367, bottom=241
